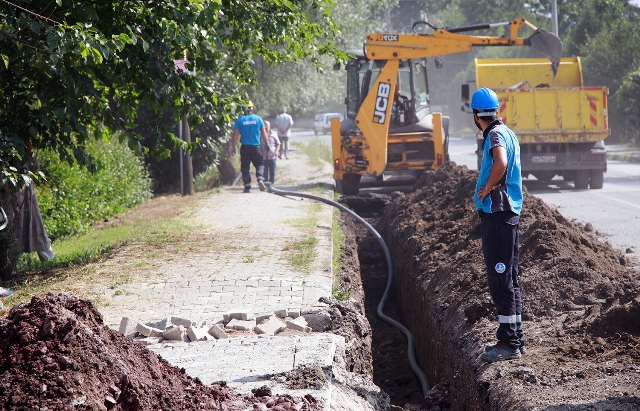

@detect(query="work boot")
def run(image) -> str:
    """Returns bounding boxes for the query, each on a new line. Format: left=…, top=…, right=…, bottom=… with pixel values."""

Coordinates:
left=480, top=341, right=521, bottom=363
left=258, top=180, right=266, bottom=192
left=485, top=342, right=527, bottom=355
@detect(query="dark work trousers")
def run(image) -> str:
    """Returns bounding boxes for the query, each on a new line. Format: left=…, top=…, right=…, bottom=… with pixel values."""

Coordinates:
left=480, top=210, right=524, bottom=349
left=240, top=145, right=265, bottom=189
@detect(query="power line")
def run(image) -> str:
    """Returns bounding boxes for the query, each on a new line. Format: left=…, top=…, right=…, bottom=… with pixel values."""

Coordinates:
left=0, top=0, right=61, bottom=25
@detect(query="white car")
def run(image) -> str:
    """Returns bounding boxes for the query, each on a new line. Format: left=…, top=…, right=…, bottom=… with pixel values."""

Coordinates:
left=314, top=113, right=344, bottom=135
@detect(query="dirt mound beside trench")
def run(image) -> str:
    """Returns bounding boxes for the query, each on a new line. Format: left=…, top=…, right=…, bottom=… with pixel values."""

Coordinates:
left=0, top=293, right=319, bottom=410
left=384, top=162, right=640, bottom=409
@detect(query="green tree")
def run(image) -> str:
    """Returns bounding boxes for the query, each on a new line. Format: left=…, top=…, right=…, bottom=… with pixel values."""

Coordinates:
left=560, top=0, right=640, bottom=143
left=0, top=0, right=343, bottom=185
left=247, top=0, right=395, bottom=116
left=616, top=69, right=640, bottom=143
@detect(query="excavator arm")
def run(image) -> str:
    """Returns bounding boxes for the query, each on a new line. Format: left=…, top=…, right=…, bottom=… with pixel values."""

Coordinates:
left=364, top=18, right=562, bottom=72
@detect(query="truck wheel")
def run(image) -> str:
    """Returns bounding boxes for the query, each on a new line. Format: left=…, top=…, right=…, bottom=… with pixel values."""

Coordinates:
left=342, top=174, right=361, bottom=195
left=574, top=170, right=589, bottom=189
left=589, top=170, right=604, bottom=189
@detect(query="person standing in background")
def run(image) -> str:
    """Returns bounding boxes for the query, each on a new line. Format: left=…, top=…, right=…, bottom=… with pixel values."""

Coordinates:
left=275, top=108, right=293, bottom=160
left=262, top=121, right=281, bottom=185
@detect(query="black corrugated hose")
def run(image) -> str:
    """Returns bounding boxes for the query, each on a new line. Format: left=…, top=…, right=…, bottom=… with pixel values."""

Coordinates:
left=265, top=183, right=431, bottom=395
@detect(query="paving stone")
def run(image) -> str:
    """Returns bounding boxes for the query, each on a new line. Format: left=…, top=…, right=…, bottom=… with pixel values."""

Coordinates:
left=118, top=317, right=135, bottom=335
left=286, top=308, right=301, bottom=319
left=148, top=317, right=171, bottom=330
left=134, top=336, right=163, bottom=346
left=171, top=316, right=194, bottom=328
left=226, top=319, right=256, bottom=331
left=301, top=302, right=329, bottom=315
left=135, top=323, right=163, bottom=337
left=255, top=316, right=287, bottom=335
left=223, top=308, right=254, bottom=322
left=187, top=326, right=211, bottom=342
left=286, top=317, right=311, bottom=333
left=163, top=326, right=185, bottom=341
left=207, top=324, right=229, bottom=339
left=255, top=312, right=274, bottom=323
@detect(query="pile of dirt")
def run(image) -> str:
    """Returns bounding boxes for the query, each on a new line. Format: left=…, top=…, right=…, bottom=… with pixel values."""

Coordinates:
left=0, top=293, right=319, bottom=410
left=383, top=162, right=640, bottom=408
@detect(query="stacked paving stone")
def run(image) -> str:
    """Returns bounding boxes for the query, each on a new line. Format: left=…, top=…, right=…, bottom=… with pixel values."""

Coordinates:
left=118, top=304, right=332, bottom=345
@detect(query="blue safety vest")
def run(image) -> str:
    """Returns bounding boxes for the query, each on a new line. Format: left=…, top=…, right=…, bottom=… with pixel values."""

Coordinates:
left=475, top=119, right=523, bottom=214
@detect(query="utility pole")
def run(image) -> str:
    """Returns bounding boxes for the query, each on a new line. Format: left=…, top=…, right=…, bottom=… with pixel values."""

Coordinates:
left=174, top=53, right=194, bottom=196
left=552, top=0, right=559, bottom=36
left=181, top=114, right=194, bottom=196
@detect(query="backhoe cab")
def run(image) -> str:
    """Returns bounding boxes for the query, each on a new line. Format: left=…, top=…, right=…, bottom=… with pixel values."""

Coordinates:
left=332, top=18, right=562, bottom=195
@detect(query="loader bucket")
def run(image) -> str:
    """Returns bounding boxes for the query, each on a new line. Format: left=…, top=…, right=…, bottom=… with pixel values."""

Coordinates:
left=526, top=29, right=563, bottom=76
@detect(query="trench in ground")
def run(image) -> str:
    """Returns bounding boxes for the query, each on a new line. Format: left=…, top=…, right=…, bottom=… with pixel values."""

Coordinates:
left=344, top=195, right=475, bottom=410
left=343, top=197, right=427, bottom=409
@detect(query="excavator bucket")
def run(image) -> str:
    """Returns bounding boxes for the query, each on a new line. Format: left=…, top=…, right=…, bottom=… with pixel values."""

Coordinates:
left=526, top=29, right=563, bottom=76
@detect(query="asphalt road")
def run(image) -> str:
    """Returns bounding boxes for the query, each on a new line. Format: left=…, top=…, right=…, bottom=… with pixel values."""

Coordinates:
left=448, top=133, right=640, bottom=255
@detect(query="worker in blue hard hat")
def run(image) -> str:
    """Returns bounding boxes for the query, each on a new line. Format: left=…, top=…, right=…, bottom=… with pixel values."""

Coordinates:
left=470, top=87, right=525, bottom=363
left=231, top=100, right=270, bottom=193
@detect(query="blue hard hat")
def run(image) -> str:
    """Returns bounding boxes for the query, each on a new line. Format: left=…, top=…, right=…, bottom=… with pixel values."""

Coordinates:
left=469, top=87, right=500, bottom=111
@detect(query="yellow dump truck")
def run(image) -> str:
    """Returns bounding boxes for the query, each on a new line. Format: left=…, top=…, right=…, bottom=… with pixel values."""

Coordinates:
left=467, top=57, right=609, bottom=189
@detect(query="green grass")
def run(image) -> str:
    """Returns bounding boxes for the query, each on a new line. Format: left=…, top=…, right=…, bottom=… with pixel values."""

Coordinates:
left=16, top=217, right=189, bottom=277
left=287, top=216, right=319, bottom=231
left=331, top=211, right=351, bottom=301
left=292, top=138, right=332, bottom=170
left=285, top=236, right=318, bottom=273
left=194, top=166, right=222, bottom=192
left=6, top=214, right=192, bottom=293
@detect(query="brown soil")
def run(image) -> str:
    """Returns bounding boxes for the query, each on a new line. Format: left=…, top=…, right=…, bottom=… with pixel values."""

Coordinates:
left=0, top=293, right=319, bottom=410
left=322, top=212, right=374, bottom=377
left=384, top=162, right=640, bottom=409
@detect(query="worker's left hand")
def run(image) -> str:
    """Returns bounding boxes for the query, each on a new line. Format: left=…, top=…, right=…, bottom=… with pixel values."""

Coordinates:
left=477, top=184, right=501, bottom=202
left=231, top=147, right=236, bottom=156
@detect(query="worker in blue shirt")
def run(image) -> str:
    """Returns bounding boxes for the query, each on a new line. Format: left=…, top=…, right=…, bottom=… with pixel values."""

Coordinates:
left=470, top=87, right=525, bottom=363
left=231, top=101, right=270, bottom=193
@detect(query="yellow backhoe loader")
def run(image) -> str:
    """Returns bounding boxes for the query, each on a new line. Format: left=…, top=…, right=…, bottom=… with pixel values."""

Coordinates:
left=332, top=18, right=563, bottom=195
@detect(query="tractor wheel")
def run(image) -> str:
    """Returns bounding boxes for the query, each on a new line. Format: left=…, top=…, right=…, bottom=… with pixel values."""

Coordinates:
left=574, top=170, right=589, bottom=189
left=589, top=169, right=604, bottom=189
left=342, top=173, right=361, bottom=195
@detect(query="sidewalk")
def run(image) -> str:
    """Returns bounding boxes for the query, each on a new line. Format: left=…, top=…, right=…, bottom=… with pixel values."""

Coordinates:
left=92, top=150, right=384, bottom=410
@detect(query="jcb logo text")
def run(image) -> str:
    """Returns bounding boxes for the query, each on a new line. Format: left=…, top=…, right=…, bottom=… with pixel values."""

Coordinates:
left=373, top=82, right=391, bottom=124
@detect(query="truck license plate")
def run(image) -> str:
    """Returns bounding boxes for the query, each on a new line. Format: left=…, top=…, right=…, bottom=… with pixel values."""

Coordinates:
left=530, top=155, right=556, bottom=163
